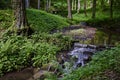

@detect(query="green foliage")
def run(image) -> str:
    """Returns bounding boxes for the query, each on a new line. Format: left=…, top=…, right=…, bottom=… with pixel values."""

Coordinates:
left=0, top=32, right=72, bottom=77
left=63, top=45, right=120, bottom=80
left=0, top=35, right=58, bottom=76
left=27, top=9, right=69, bottom=32
left=0, top=36, right=31, bottom=76
left=73, top=10, right=120, bottom=24
left=31, top=33, right=72, bottom=50
left=32, top=43, right=59, bottom=67
left=0, top=0, right=11, bottom=9
left=42, top=71, right=58, bottom=80
left=0, top=10, right=13, bottom=29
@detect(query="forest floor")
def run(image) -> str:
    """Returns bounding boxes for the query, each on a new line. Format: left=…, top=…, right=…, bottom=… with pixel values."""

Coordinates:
left=0, top=25, right=97, bottom=80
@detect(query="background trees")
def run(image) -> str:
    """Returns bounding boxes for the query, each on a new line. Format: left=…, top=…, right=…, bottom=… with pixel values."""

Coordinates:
left=67, top=0, right=72, bottom=19
left=1, top=0, right=120, bottom=24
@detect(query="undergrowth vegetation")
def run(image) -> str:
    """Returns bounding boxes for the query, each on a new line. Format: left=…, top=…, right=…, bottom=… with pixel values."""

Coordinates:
left=0, top=10, right=13, bottom=29
left=27, top=9, right=69, bottom=32
left=73, top=10, right=120, bottom=23
left=63, top=45, right=120, bottom=80
left=0, top=33, right=72, bottom=77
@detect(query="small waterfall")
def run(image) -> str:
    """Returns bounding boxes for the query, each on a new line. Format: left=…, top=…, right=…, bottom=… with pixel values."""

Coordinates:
left=57, top=43, right=112, bottom=77
left=69, top=43, right=97, bottom=68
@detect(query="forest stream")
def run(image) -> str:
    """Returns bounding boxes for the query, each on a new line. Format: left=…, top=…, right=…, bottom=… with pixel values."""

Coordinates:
left=0, top=24, right=118, bottom=80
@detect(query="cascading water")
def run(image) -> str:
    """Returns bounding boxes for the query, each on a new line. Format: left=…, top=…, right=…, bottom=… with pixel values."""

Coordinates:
left=60, top=42, right=108, bottom=73
left=69, top=43, right=97, bottom=68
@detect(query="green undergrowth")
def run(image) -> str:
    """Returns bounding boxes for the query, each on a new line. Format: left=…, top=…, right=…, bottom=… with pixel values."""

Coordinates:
left=0, top=10, right=13, bottom=29
left=0, top=33, right=72, bottom=77
left=63, top=45, right=120, bottom=80
left=27, top=9, right=69, bottom=32
left=0, top=9, right=69, bottom=32
left=73, top=10, right=120, bottom=24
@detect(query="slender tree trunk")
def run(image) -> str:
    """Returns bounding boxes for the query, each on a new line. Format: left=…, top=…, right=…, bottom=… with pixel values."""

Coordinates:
left=74, top=0, right=77, bottom=10
left=72, top=0, right=74, bottom=10
left=110, top=0, right=113, bottom=19
left=48, top=0, right=51, bottom=9
left=92, top=0, right=96, bottom=19
left=84, top=0, right=87, bottom=16
left=12, top=0, right=28, bottom=29
left=38, top=0, right=40, bottom=9
left=67, top=0, right=72, bottom=19
left=77, top=0, right=80, bottom=13
left=46, top=0, right=49, bottom=12
left=25, top=0, right=29, bottom=8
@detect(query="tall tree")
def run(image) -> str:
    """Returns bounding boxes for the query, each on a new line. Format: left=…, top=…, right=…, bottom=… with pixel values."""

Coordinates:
left=12, top=0, right=28, bottom=32
left=46, top=0, right=49, bottom=12
left=48, top=0, right=51, bottom=9
left=72, top=0, right=75, bottom=10
left=25, top=0, right=29, bottom=8
left=74, top=0, right=77, bottom=10
left=67, top=0, right=72, bottom=19
left=38, top=0, right=40, bottom=9
left=92, top=0, right=97, bottom=19
left=77, top=0, right=81, bottom=13
left=84, top=0, right=87, bottom=17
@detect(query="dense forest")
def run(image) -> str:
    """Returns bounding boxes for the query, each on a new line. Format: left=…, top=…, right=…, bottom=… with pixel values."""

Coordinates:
left=0, top=0, right=120, bottom=80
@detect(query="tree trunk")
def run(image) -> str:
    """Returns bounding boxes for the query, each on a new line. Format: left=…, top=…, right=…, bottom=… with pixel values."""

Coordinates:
left=72, top=0, right=74, bottom=10
left=46, top=0, right=49, bottom=12
left=25, top=0, right=29, bottom=8
left=48, top=0, right=51, bottom=9
left=67, top=0, right=72, bottom=19
left=74, top=0, right=77, bottom=10
left=77, top=0, right=80, bottom=13
left=110, top=0, right=113, bottom=19
left=12, top=0, right=28, bottom=31
left=92, top=0, right=96, bottom=19
left=84, top=0, right=87, bottom=17
left=38, top=0, right=40, bottom=9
